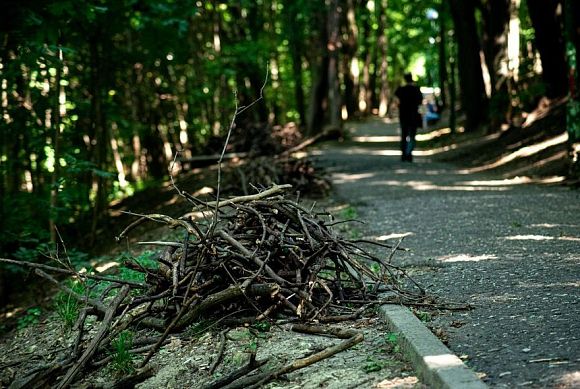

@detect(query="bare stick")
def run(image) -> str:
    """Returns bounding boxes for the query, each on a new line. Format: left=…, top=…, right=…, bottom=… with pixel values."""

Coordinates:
left=223, top=325, right=364, bottom=389
left=34, top=269, right=107, bottom=314
left=57, top=285, right=130, bottom=388
left=209, top=65, right=269, bottom=236
left=0, top=257, right=146, bottom=288
left=203, top=183, right=291, bottom=210
left=208, top=330, right=228, bottom=375
left=200, top=352, right=267, bottom=389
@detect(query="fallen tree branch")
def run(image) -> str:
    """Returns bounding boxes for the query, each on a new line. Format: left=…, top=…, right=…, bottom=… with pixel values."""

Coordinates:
left=0, top=257, right=146, bottom=288
left=56, top=285, right=130, bottom=389
left=222, top=324, right=364, bottom=389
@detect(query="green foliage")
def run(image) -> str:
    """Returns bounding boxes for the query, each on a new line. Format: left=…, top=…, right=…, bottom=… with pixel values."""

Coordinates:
left=339, top=205, right=359, bottom=220
left=413, top=309, right=432, bottom=322
left=251, top=320, right=272, bottom=333
left=362, top=356, right=383, bottom=373
left=54, top=280, right=85, bottom=330
left=245, top=339, right=258, bottom=353
left=7, top=242, right=88, bottom=275
left=117, top=250, right=158, bottom=285
left=17, top=307, right=42, bottom=330
left=385, top=332, right=398, bottom=344
left=110, top=330, right=135, bottom=375
left=384, top=332, right=401, bottom=353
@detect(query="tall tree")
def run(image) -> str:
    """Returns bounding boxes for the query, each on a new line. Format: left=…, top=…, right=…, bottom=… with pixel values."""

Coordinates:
left=327, top=0, right=342, bottom=128
left=449, top=0, right=488, bottom=131
left=527, top=0, right=568, bottom=99
left=480, top=0, right=510, bottom=95
left=377, top=0, right=390, bottom=117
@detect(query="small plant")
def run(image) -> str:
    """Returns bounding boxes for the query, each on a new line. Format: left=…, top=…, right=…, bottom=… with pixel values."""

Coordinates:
left=340, top=205, right=358, bottom=220
left=251, top=320, right=271, bottom=333
left=110, top=330, right=134, bottom=375
left=511, top=221, right=522, bottom=228
left=414, top=309, right=432, bottom=322
left=17, top=307, right=41, bottom=330
left=385, top=332, right=398, bottom=344
left=54, top=280, right=85, bottom=330
left=384, top=332, right=400, bottom=353
left=363, top=356, right=383, bottom=373
left=245, top=339, right=258, bottom=353
left=116, top=251, right=159, bottom=287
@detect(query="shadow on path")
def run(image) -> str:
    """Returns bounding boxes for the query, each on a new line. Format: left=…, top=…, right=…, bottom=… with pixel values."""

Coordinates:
left=314, top=117, right=580, bottom=388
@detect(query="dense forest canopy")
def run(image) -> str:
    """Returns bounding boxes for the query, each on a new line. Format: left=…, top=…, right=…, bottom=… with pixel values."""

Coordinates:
left=0, top=0, right=578, bottom=260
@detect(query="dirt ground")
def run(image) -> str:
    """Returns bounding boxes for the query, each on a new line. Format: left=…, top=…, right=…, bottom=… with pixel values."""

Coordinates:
left=0, top=309, right=423, bottom=388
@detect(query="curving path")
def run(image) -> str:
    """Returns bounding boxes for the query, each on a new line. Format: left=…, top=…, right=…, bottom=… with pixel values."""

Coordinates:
left=313, top=118, right=580, bottom=388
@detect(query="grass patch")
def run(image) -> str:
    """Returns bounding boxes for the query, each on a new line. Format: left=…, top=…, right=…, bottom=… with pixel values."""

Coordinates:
left=110, top=330, right=135, bottom=375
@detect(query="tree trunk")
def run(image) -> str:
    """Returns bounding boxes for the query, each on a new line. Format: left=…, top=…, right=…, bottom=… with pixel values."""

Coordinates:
left=376, top=0, right=390, bottom=117
left=438, top=3, right=448, bottom=110
left=564, top=0, right=580, bottom=175
left=481, top=0, right=510, bottom=95
left=358, top=4, right=372, bottom=115
left=342, top=0, right=358, bottom=118
left=327, top=0, right=342, bottom=128
left=480, top=0, right=511, bottom=130
left=283, top=0, right=306, bottom=127
left=527, top=0, right=569, bottom=98
left=89, top=35, right=109, bottom=246
left=450, top=0, right=489, bottom=131
left=49, top=45, right=63, bottom=244
left=307, top=8, right=329, bottom=134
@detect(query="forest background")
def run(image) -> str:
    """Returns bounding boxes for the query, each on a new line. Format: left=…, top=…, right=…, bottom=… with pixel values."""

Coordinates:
left=0, top=0, right=579, bottom=276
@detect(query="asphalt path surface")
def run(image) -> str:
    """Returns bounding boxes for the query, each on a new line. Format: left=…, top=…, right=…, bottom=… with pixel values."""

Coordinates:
left=313, top=118, right=580, bottom=388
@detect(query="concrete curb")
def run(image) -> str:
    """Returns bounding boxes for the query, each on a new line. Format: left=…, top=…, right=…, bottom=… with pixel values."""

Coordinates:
left=378, top=304, right=487, bottom=389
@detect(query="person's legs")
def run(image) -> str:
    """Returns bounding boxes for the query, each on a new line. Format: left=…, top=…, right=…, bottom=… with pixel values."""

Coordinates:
left=407, top=126, right=417, bottom=162
left=400, top=122, right=410, bottom=161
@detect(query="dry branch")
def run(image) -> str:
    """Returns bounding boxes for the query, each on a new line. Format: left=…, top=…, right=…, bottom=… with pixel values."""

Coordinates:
left=56, top=285, right=130, bottom=388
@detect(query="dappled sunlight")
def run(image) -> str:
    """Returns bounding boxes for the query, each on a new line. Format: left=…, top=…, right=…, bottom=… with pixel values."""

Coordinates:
left=503, top=234, right=580, bottom=242
left=504, top=234, right=554, bottom=241
left=333, top=172, right=376, bottom=183
left=423, top=353, right=465, bottom=369
left=369, top=179, right=511, bottom=191
left=456, top=175, right=566, bottom=186
left=556, top=371, right=580, bottom=388
left=504, top=150, right=568, bottom=177
left=530, top=223, right=580, bottom=228
left=458, top=133, right=568, bottom=173
left=416, top=127, right=452, bottom=141
left=351, top=135, right=400, bottom=142
left=94, top=261, right=120, bottom=273
left=520, top=281, right=580, bottom=288
left=415, top=144, right=459, bottom=156
left=375, top=376, right=419, bottom=388
left=437, top=254, right=498, bottom=263
left=374, top=232, right=414, bottom=241
left=0, top=306, right=25, bottom=320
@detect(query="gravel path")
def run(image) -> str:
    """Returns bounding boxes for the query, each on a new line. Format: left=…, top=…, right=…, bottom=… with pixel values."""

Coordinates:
left=313, top=118, right=580, bottom=388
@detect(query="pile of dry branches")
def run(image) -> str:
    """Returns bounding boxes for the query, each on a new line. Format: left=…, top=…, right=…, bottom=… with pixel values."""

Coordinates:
left=0, top=183, right=428, bottom=388
left=230, top=156, right=331, bottom=198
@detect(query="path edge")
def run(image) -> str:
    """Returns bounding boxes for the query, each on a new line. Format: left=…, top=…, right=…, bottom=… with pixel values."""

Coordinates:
left=378, top=304, right=487, bottom=389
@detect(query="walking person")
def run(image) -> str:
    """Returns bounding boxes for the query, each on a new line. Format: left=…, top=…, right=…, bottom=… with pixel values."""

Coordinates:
left=395, top=73, right=423, bottom=162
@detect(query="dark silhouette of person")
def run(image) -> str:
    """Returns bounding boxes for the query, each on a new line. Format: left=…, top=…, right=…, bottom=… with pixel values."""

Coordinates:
left=395, top=73, right=423, bottom=162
